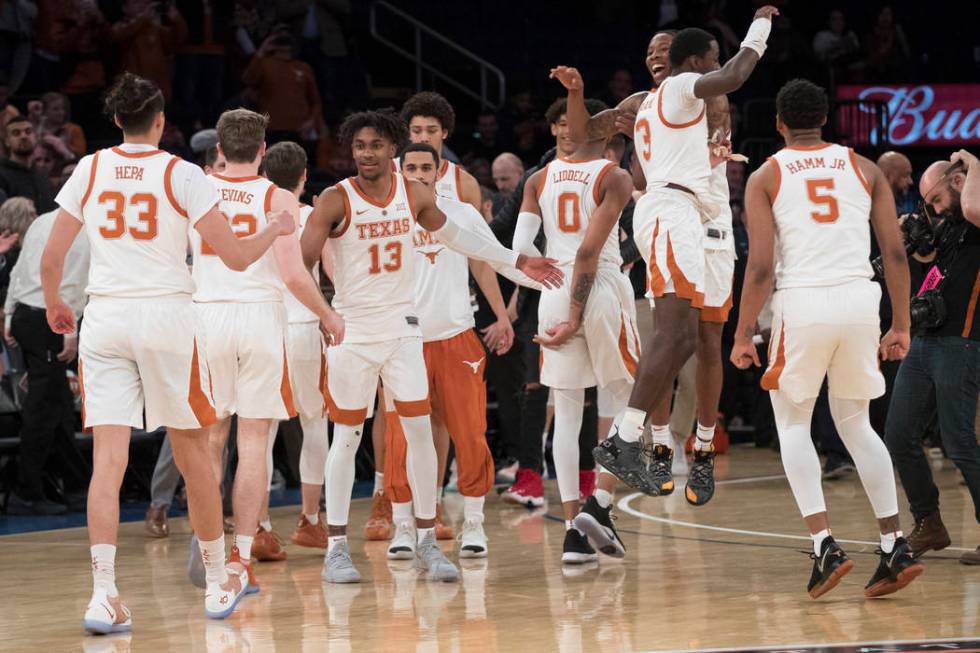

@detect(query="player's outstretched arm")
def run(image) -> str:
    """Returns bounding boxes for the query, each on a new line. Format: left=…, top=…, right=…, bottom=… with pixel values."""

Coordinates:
left=535, top=168, right=632, bottom=348
left=865, top=157, right=910, bottom=360
left=412, top=180, right=564, bottom=288
left=269, top=187, right=344, bottom=345
left=514, top=171, right=545, bottom=257
left=550, top=66, right=645, bottom=142
left=693, top=5, right=778, bottom=99
left=196, top=204, right=292, bottom=272
left=300, top=187, right=344, bottom=270
left=40, top=210, right=83, bottom=335
left=470, top=259, right=514, bottom=355
left=730, top=161, right=777, bottom=370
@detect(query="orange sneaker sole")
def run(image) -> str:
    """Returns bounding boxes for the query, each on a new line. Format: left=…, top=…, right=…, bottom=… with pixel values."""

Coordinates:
left=808, top=559, right=855, bottom=599
left=864, top=563, right=924, bottom=598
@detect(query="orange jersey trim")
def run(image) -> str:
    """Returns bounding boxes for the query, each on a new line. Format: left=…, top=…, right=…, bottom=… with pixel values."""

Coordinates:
left=78, top=357, right=88, bottom=428
left=164, top=156, right=189, bottom=218
left=760, top=324, right=786, bottom=391
left=319, top=348, right=329, bottom=418
left=592, top=161, right=618, bottom=205
left=189, top=338, right=217, bottom=427
left=535, top=163, right=551, bottom=201
left=618, top=314, right=638, bottom=378
left=80, top=150, right=101, bottom=211
left=393, top=398, right=431, bottom=418
left=349, top=173, right=398, bottom=208
left=963, top=269, right=980, bottom=338
left=662, top=232, right=704, bottom=308
left=330, top=184, right=352, bottom=238
left=280, top=343, right=297, bottom=418
left=111, top=146, right=164, bottom=158
left=405, top=178, right=418, bottom=222
left=700, top=293, right=733, bottom=323
left=211, top=173, right=262, bottom=183
left=784, top=143, right=833, bottom=152
left=848, top=148, right=872, bottom=197
left=647, top=218, right=666, bottom=296
left=768, top=156, right=782, bottom=205
left=264, top=183, right=277, bottom=216
left=453, top=163, right=463, bottom=202
left=656, top=79, right=705, bottom=129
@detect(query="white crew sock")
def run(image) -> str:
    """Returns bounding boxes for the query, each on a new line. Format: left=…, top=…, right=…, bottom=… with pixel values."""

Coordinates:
left=650, top=424, right=671, bottom=447
left=305, top=512, right=319, bottom=525
left=198, top=535, right=229, bottom=585
left=259, top=518, right=273, bottom=533
left=90, top=543, right=118, bottom=596
left=880, top=530, right=901, bottom=554
left=235, top=534, right=253, bottom=561
left=374, top=472, right=385, bottom=496
left=616, top=407, right=646, bottom=443
left=392, top=500, right=414, bottom=527
left=695, top=422, right=715, bottom=451
left=463, top=495, right=485, bottom=523
left=327, top=535, right=347, bottom=553
left=417, top=527, right=435, bottom=545
left=812, top=528, right=831, bottom=556
left=594, top=488, right=614, bottom=509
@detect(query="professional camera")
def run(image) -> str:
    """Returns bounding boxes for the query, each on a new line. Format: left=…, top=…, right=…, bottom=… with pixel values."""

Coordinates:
left=910, top=288, right=947, bottom=332
left=871, top=210, right=935, bottom=280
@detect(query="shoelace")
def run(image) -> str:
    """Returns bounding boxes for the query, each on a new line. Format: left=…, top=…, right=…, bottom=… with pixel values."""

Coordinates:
left=689, top=458, right=713, bottom=486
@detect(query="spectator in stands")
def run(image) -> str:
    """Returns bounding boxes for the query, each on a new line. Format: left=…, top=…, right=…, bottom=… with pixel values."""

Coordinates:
left=467, top=111, right=507, bottom=162
left=813, top=9, right=861, bottom=64
left=31, top=140, right=67, bottom=189
left=3, top=198, right=90, bottom=516
left=111, top=0, right=189, bottom=101
left=0, top=116, right=56, bottom=212
left=243, top=32, right=324, bottom=151
left=878, top=151, right=917, bottom=216
left=478, top=185, right=495, bottom=223
left=0, top=77, right=21, bottom=159
left=492, top=153, right=524, bottom=198
left=602, top=68, right=633, bottom=108
left=174, top=0, right=230, bottom=132
left=865, top=5, right=911, bottom=83
left=0, top=196, right=34, bottom=312
left=39, top=93, right=85, bottom=160
left=0, top=0, right=34, bottom=93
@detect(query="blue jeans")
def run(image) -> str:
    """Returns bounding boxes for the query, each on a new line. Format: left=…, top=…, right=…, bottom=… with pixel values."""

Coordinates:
left=885, top=336, right=980, bottom=523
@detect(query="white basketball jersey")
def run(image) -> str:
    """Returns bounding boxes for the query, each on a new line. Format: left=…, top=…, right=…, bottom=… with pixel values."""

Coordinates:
left=704, top=162, right=733, bottom=230
left=634, top=73, right=710, bottom=194
left=538, top=158, right=622, bottom=270
left=392, top=157, right=464, bottom=202
left=55, top=144, right=218, bottom=298
left=327, top=173, right=420, bottom=343
left=190, top=174, right=284, bottom=303
left=411, top=196, right=475, bottom=342
left=284, top=204, right=319, bottom=323
left=769, top=143, right=874, bottom=289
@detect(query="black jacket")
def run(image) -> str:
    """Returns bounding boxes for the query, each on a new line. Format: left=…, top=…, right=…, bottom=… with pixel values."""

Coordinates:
left=0, top=159, right=56, bottom=213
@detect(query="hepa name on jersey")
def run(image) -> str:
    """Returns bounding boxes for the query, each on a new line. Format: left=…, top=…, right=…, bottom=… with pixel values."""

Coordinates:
left=551, top=169, right=593, bottom=185
left=219, top=188, right=255, bottom=204
left=115, top=165, right=145, bottom=181
left=784, top=156, right=847, bottom=175
left=355, top=217, right=412, bottom=240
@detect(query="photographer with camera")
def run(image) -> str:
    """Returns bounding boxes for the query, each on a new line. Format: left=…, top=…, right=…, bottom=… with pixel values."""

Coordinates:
left=885, top=151, right=980, bottom=565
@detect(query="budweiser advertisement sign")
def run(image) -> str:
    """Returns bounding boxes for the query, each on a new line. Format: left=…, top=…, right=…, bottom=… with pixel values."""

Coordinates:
left=837, top=84, right=980, bottom=147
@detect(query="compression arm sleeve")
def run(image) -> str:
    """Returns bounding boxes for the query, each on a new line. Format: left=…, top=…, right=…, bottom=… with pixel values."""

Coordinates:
left=433, top=212, right=521, bottom=268
left=514, top=211, right=544, bottom=257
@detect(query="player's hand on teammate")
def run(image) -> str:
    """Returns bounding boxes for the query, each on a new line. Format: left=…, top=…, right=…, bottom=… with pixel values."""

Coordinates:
left=516, top=255, right=564, bottom=289
left=730, top=337, right=761, bottom=369
left=46, top=300, right=76, bottom=336
left=481, top=318, right=514, bottom=355
left=533, top=320, right=580, bottom=348
left=878, top=328, right=910, bottom=361
left=268, top=209, right=296, bottom=236
left=549, top=66, right=584, bottom=92
left=320, top=310, right=345, bottom=346
left=57, top=335, right=78, bottom=362
left=754, top=5, right=779, bottom=20
left=615, top=109, right=637, bottom=137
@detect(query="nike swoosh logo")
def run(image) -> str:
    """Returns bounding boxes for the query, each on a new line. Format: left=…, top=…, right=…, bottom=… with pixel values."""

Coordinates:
left=356, top=209, right=369, bottom=215
left=462, top=357, right=484, bottom=373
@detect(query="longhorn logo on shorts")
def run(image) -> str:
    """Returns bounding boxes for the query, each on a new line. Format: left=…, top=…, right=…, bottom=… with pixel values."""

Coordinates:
left=420, top=248, right=444, bottom=265
left=462, top=357, right=484, bottom=374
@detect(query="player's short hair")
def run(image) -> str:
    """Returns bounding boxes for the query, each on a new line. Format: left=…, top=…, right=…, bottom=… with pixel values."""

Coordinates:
left=339, top=109, right=408, bottom=149
left=398, top=142, right=440, bottom=167
left=204, top=145, right=219, bottom=169
left=261, top=141, right=307, bottom=191
left=103, top=73, right=164, bottom=134
left=216, top=108, right=269, bottom=164
left=544, top=98, right=608, bottom=126
left=400, top=91, right=456, bottom=136
left=668, top=28, right=715, bottom=66
left=776, top=78, right=829, bottom=130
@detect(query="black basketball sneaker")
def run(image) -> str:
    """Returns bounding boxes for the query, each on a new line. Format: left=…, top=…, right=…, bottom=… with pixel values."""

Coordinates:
left=593, top=431, right=661, bottom=496
left=685, top=447, right=716, bottom=506
left=807, top=536, right=854, bottom=599
left=646, top=443, right=675, bottom=496
left=561, top=528, right=598, bottom=565
left=864, top=537, right=924, bottom=598
left=573, top=496, right=625, bottom=558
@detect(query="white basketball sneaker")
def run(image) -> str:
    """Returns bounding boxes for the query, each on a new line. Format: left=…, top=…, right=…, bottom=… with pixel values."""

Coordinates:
left=458, top=519, right=488, bottom=558
left=205, top=565, right=248, bottom=619
left=83, top=587, right=132, bottom=634
left=387, top=520, right=416, bottom=560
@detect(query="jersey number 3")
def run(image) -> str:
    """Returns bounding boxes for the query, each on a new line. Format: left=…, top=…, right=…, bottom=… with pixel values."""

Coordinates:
left=97, top=191, right=158, bottom=240
left=806, top=178, right=840, bottom=224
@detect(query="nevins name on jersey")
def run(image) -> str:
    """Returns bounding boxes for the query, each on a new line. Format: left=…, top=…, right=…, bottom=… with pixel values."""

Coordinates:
left=219, top=188, right=255, bottom=203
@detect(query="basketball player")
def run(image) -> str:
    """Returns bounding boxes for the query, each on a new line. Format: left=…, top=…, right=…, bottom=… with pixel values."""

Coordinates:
left=515, top=99, right=636, bottom=563
left=731, top=78, right=923, bottom=599
left=383, top=142, right=542, bottom=560
left=41, top=74, right=290, bottom=631
left=189, top=110, right=343, bottom=591
left=299, top=110, right=561, bottom=583
left=260, top=141, right=332, bottom=550
left=556, top=8, right=779, bottom=497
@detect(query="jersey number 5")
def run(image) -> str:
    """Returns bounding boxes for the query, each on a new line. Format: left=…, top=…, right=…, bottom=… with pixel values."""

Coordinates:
left=806, top=178, right=840, bottom=224
left=369, top=242, right=402, bottom=274
left=557, top=192, right=581, bottom=233
left=97, top=191, right=158, bottom=240
left=201, top=213, right=258, bottom=255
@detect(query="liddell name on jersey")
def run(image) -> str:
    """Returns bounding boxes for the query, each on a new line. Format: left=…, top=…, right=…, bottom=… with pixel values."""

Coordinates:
left=114, top=165, right=145, bottom=181
left=219, top=188, right=256, bottom=204
left=783, top=155, right=847, bottom=175
left=551, top=169, right=594, bottom=185
left=354, top=216, right=412, bottom=240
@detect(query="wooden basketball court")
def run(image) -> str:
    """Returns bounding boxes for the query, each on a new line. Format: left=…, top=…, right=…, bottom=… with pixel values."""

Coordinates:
left=2, top=447, right=976, bottom=652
